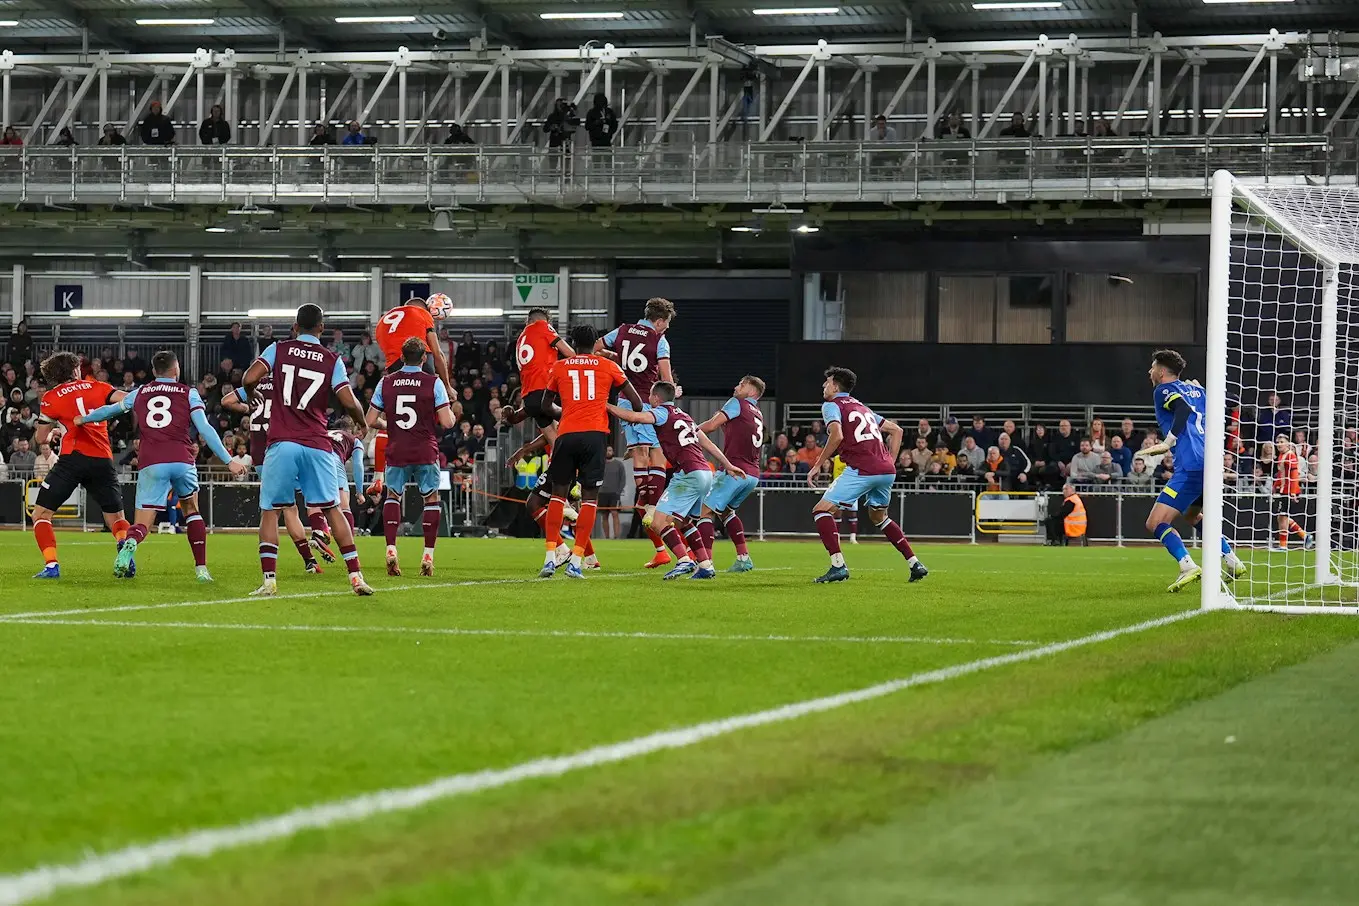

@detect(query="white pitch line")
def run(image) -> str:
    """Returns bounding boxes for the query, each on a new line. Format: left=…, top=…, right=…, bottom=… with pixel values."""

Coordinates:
left=2, top=618, right=1039, bottom=647
left=0, top=568, right=795, bottom=622
left=0, top=608, right=1200, bottom=906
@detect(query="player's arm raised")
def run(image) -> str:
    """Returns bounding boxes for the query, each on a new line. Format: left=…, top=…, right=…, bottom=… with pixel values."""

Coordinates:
left=698, top=410, right=729, bottom=434
left=242, top=356, right=270, bottom=398
left=424, top=326, right=453, bottom=396
left=880, top=418, right=904, bottom=463
left=552, top=335, right=575, bottom=358
left=190, top=401, right=238, bottom=470
left=221, top=387, right=250, bottom=415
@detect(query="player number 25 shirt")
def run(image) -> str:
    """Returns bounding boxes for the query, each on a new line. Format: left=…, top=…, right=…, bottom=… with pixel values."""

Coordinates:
left=546, top=355, right=626, bottom=435
left=653, top=403, right=709, bottom=474
left=40, top=379, right=118, bottom=459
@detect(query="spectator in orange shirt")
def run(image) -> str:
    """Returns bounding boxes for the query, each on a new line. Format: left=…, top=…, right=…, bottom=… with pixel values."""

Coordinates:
left=793, top=435, right=822, bottom=472
left=984, top=445, right=1004, bottom=490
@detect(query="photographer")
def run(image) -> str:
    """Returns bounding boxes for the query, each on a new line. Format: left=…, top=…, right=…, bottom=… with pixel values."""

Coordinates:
left=542, top=98, right=580, bottom=149
left=585, top=93, right=618, bottom=148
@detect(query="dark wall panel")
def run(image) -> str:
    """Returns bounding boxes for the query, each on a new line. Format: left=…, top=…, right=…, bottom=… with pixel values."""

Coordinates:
left=616, top=272, right=793, bottom=396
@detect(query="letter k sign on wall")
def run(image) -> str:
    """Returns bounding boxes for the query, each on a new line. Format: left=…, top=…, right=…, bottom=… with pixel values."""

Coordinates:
left=54, top=285, right=83, bottom=312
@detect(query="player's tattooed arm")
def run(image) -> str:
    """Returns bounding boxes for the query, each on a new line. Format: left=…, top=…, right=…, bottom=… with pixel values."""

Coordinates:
left=880, top=419, right=904, bottom=463
left=242, top=358, right=270, bottom=397
left=698, top=411, right=729, bottom=433
left=808, top=422, right=844, bottom=487
left=221, top=387, right=249, bottom=414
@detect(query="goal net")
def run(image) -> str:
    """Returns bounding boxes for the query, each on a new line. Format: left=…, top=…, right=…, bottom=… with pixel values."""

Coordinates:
left=1201, top=171, right=1359, bottom=613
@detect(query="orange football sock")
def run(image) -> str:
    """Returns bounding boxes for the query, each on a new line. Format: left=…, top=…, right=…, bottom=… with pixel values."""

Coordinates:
left=571, top=502, right=597, bottom=558
left=34, top=519, right=58, bottom=566
left=545, top=496, right=566, bottom=550
left=111, top=518, right=129, bottom=542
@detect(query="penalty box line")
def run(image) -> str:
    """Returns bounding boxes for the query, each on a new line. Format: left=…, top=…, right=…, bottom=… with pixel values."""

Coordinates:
left=2, top=617, right=1040, bottom=648
left=0, top=608, right=1201, bottom=906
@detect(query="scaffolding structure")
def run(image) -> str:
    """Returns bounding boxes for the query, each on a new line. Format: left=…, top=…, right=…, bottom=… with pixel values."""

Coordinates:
left=2, top=30, right=1359, bottom=151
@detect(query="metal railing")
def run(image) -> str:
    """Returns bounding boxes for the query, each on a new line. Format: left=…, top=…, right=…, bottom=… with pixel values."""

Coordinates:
left=780, top=402, right=1161, bottom=433
left=0, top=134, right=1351, bottom=205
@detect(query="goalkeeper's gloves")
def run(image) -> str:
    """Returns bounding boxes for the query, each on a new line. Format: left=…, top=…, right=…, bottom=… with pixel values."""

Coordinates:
left=1139, top=441, right=1172, bottom=459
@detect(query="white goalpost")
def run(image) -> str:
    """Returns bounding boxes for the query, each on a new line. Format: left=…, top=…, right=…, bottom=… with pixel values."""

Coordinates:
left=1202, top=170, right=1359, bottom=613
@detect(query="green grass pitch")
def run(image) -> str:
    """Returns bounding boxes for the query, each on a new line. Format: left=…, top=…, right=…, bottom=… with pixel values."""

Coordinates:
left=2, top=530, right=1359, bottom=906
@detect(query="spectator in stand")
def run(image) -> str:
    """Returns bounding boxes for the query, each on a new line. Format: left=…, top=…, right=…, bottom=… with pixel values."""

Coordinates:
left=1, top=125, right=22, bottom=145
left=1028, top=424, right=1057, bottom=489
left=929, top=441, right=956, bottom=478
left=1138, top=433, right=1166, bottom=470
left=809, top=418, right=828, bottom=446
left=257, top=323, right=275, bottom=348
left=33, top=441, right=56, bottom=479
left=1154, top=450, right=1176, bottom=486
left=1088, top=417, right=1108, bottom=453
left=772, top=433, right=792, bottom=464
left=327, top=328, right=352, bottom=366
left=868, top=114, right=898, bottom=141
left=1069, top=439, right=1101, bottom=487
left=1223, top=452, right=1239, bottom=487
left=98, top=123, right=127, bottom=146
left=599, top=445, right=626, bottom=539
left=983, top=445, right=1004, bottom=490
left=542, top=98, right=580, bottom=149
left=139, top=100, right=174, bottom=146
left=999, top=112, right=1030, bottom=138
left=953, top=449, right=977, bottom=483
left=1126, top=456, right=1154, bottom=489
left=1049, top=419, right=1080, bottom=480
left=1000, top=419, right=1022, bottom=450
left=910, top=418, right=936, bottom=451
left=356, top=361, right=382, bottom=395
left=7, top=437, right=34, bottom=476
left=342, top=121, right=367, bottom=145
left=445, top=122, right=475, bottom=145
left=7, top=320, right=33, bottom=367
left=1108, top=415, right=1141, bottom=450
left=213, top=358, right=236, bottom=387
left=936, top=111, right=971, bottom=139
left=455, top=330, right=482, bottom=376
left=1108, top=433, right=1132, bottom=476
left=1305, top=451, right=1321, bottom=484
left=199, top=104, right=231, bottom=145
left=966, top=415, right=996, bottom=450
left=761, top=455, right=785, bottom=482
left=1256, top=392, right=1292, bottom=445
left=995, top=432, right=1031, bottom=491
left=463, top=424, right=487, bottom=458
left=794, top=435, right=822, bottom=473
left=1, top=405, right=33, bottom=452
left=1094, top=450, right=1122, bottom=485
left=308, top=123, right=335, bottom=146
left=351, top=331, right=382, bottom=372
left=959, top=435, right=986, bottom=473
left=907, top=435, right=933, bottom=481
left=228, top=437, right=252, bottom=479
left=221, top=322, right=253, bottom=369
left=1292, top=428, right=1313, bottom=462
left=939, top=415, right=964, bottom=453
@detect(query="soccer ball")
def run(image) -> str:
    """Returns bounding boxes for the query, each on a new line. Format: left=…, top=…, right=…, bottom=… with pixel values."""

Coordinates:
left=426, top=292, right=454, bottom=320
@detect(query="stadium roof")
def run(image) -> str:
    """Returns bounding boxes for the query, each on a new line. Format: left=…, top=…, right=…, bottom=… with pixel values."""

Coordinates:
left=0, top=1, right=1355, bottom=53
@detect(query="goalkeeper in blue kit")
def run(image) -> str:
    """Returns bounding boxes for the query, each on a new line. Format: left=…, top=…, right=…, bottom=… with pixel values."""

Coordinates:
left=1137, top=350, right=1248, bottom=592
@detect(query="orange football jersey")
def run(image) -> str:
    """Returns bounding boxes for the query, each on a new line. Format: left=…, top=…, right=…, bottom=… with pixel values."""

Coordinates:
left=515, top=319, right=563, bottom=395
left=546, top=355, right=626, bottom=435
left=376, top=304, right=436, bottom=367
left=1275, top=450, right=1302, bottom=497
left=40, top=379, right=118, bottom=458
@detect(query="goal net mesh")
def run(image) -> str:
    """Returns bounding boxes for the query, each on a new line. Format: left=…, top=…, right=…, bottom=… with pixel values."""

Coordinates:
left=1218, top=181, right=1359, bottom=608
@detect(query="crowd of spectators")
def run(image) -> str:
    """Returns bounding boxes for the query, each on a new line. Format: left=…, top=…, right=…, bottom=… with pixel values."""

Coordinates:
left=761, top=404, right=1347, bottom=497
left=0, top=319, right=516, bottom=484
